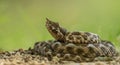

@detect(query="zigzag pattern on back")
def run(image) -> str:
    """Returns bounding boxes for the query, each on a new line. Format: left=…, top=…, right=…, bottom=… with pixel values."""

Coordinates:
left=33, top=40, right=116, bottom=62
left=46, top=18, right=101, bottom=44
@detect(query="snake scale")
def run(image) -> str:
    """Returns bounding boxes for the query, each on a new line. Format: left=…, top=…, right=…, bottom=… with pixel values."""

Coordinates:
left=33, top=18, right=117, bottom=62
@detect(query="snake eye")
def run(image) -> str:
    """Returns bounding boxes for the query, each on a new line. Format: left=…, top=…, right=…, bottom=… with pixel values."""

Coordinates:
left=52, top=29, right=58, bottom=34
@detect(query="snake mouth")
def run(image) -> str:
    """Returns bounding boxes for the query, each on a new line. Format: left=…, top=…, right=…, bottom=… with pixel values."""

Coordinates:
left=46, top=18, right=59, bottom=29
left=46, top=18, right=51, bottom=25
left=46, top=18, right=51, bottom=29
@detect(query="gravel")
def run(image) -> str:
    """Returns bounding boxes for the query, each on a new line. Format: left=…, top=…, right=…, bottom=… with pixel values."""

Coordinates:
left=0, top=48, right=119, bottom=65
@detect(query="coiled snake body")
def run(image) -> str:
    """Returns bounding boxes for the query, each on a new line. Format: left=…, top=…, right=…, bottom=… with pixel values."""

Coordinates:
left=33, top=18, right=117, bottom=62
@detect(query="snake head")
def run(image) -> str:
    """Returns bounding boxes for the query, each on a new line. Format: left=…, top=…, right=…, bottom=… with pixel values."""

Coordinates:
left=46, top=18, right=67, bottom=42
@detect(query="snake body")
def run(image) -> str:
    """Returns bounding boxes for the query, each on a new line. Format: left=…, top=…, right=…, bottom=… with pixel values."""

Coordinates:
left=33, top=18, right=117, bottom=62
left=46, top=18, right=101, bottom=44
left=33, top=40, right=116, bottom=62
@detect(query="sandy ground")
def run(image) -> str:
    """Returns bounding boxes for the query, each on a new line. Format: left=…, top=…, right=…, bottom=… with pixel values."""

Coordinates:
left=0, top=49, right=120, bottom=65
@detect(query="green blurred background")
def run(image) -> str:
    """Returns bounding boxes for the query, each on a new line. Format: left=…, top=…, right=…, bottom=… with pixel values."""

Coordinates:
left=0, top=0, right=120, bottom=51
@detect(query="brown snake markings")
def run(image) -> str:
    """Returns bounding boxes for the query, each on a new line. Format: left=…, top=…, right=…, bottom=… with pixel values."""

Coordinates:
left=33, top=40, right=116, bottom=62
left=46, top=18, right=101, bottom=44
left=33, top=18, right=117, bottom=62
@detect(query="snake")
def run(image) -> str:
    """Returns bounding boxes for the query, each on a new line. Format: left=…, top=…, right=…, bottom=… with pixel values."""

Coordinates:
left=32, top=18, right=117, bottom=62
left=33, top=40, right=117, bottom=62
left=46, top=18, right=101, bottom=44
